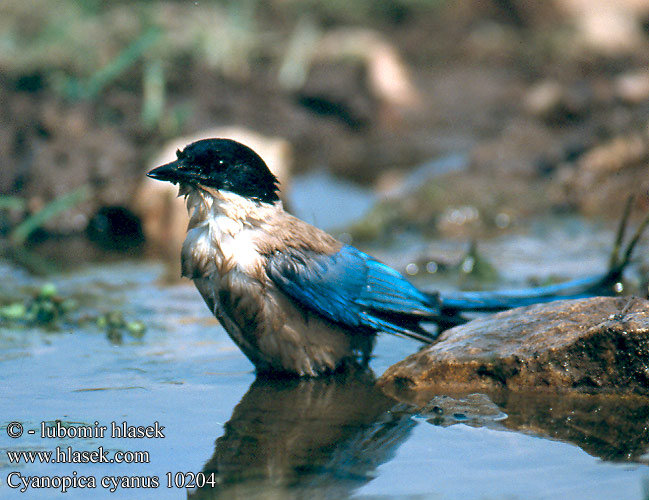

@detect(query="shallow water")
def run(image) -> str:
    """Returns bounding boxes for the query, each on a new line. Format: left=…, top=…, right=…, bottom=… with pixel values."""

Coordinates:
left=1, top=249, right=648, bottom=499
left=2, top=168, right=649, bottom=499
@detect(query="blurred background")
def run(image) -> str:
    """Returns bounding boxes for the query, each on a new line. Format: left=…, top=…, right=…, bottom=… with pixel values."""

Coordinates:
left=1, top=0, right=649, bottom=271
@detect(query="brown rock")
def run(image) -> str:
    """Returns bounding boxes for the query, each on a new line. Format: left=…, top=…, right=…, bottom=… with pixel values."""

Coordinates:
left=379, top=296, right=649, bottom=395
left=315, top=28, right=420, bottom=110
left=554, top=132, right=649, bottom=216
left=615, top=70, right=649, bottom=104
left=556, top=0, right=648, bottom=54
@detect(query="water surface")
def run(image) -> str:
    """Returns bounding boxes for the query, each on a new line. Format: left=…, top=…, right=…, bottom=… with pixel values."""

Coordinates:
left=1, top=253, right=647, bottom=499
left=2, top=168, right=648, bottom=499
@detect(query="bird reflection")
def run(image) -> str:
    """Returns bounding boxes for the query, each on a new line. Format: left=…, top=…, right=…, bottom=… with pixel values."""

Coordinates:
left=188, top=370, right=415, bottom=500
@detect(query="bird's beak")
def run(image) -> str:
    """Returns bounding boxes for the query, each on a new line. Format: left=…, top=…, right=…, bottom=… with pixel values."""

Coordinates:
left=147, top=160, right=185, bottom=184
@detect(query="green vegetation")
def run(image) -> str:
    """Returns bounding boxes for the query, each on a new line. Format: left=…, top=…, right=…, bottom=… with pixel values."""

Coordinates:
left=60, top=27, right=161, bottom=100
left=0, top=283, right=77, bottom=328
left=457, top=241, right=500, bottom=289
left=96, top=310, right=146, bottom=344
left=0, top=0, right=446, bottom=129
left=0, top=282, right=146, bottom=341
left=0, top=196, right=26, bottom=211
left=6, top=186, right=90, bottom=247
left=0, top=187, right=90, bottom=275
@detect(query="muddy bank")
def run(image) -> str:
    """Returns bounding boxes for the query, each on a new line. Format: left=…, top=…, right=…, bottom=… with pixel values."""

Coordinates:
left=3, top=1, right=649, bottom=244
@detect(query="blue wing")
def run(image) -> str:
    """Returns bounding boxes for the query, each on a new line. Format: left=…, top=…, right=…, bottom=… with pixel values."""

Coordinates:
left=266, top=245, right=439, bottom=342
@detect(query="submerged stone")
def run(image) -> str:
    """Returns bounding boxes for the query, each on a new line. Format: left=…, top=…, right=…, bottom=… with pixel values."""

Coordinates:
left=380, top=296, right=649, bottom=395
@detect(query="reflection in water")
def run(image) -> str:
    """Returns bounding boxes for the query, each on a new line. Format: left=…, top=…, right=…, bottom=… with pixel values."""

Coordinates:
left=497, top=391, right=649, bottom=463
left=187, top=371, right=649, bottom=500
left=189, top=370, right=415, bottom=499
left=415, top=391, right=649, bottom=463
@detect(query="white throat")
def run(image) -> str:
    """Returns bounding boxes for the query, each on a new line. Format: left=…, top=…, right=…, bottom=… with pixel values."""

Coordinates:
left=181, top=186, right=280, bottom=278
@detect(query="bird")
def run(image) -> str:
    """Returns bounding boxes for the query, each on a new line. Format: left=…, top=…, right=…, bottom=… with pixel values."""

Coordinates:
left=147, top=138, right=627, bottom=377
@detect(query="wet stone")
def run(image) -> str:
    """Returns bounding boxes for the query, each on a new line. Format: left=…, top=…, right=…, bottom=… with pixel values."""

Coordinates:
left=379, top=296, right=649, bottom=395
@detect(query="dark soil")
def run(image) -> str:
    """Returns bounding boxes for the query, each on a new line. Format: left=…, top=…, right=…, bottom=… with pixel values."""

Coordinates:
left=2, top=1, right=649, bottom=240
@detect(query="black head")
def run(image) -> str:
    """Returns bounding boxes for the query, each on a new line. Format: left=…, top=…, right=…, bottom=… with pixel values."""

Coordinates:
left=147, top=138, right=280, bottom=204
